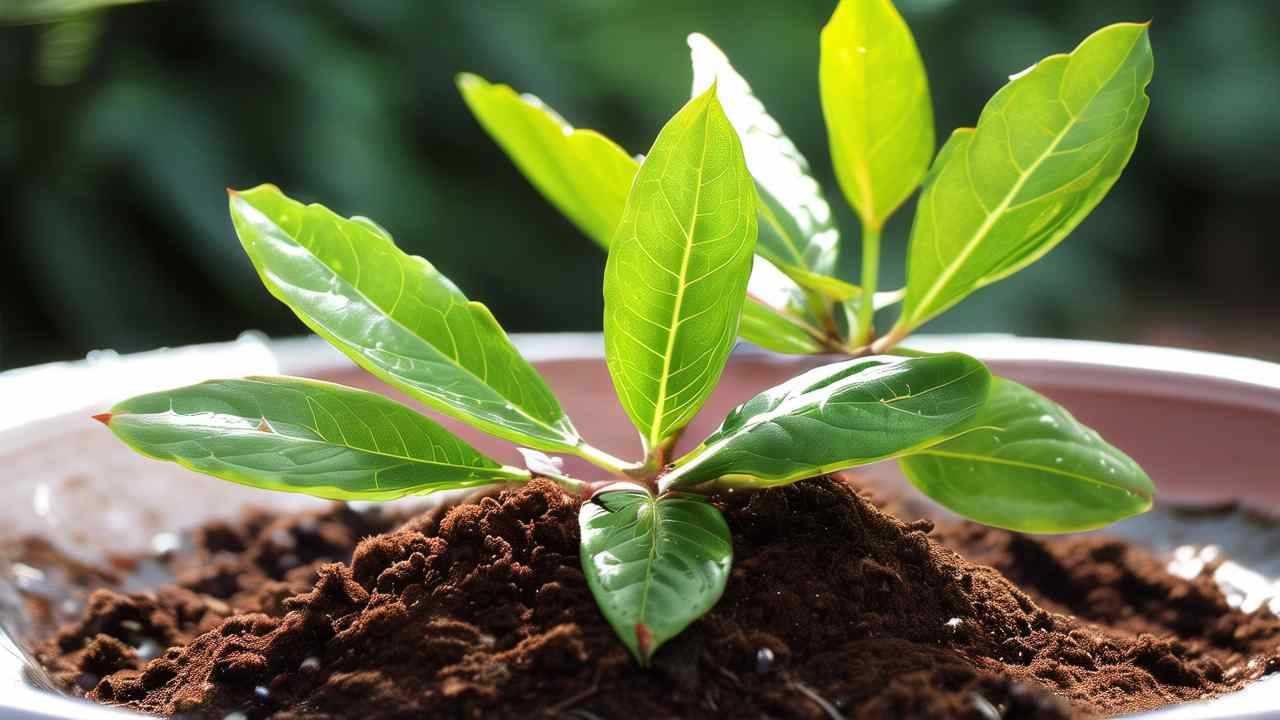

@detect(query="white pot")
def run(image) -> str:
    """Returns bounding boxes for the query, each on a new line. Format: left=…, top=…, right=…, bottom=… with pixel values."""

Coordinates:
left=1, top=333, right=1278, bottom=719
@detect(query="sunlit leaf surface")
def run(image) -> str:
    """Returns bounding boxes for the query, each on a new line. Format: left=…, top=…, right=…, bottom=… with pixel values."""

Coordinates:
left=457, top=73, right=638, bottom=249
left=103, top=377, right=525, bottom=501
left=229, top=185, right=580, bottom=453
left=820, top=0, right=934, bottom=229
left=895, top=23, right=1153, bottom=336
left=689, top=33, right=845, bottom=293
left=662, top=352, right=990, bottom=490
left=603, top=87, right=758, bottom=448
left=901, top=378, right=1154, bottom=533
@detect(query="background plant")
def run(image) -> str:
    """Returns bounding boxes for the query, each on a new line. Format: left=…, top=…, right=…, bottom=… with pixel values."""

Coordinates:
left=95, top=0, right=1155, bottom=665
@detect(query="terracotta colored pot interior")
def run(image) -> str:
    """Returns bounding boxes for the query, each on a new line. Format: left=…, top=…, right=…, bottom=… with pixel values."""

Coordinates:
left=316, top=355, right=1280, bottom=510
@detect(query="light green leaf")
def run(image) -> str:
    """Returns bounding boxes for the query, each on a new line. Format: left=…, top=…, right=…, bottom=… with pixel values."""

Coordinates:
left=840, top=287, right=907, bottom=331
left=462, top=72, right=844, bottom=351
left=781, top=266, right=859, bottom=303
left=604, top=86, right=758, bottom=448
left=457, top=73, right=637, bottom=249
left=741, top=257, right=828, bottom=354
left=900, top=378, right=1154, bottom=533
left=741, top=298, right=824, bottom=354
left=99, top=377, right=526, bottom=501
left=689, top=33, right=846, bottom=293
left=820, top=0, right=934, bottom=230
left=579, top=483, right=732, bottom=665
left=229, top=185, right=581, bottom=454
left=662, top=352, right=990, bottom=490
left=893, top=23, right=1153, bottom=339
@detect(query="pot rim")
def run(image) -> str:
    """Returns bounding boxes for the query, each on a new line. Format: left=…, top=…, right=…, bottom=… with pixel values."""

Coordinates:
left=4, top=332, right=1280, bottom=436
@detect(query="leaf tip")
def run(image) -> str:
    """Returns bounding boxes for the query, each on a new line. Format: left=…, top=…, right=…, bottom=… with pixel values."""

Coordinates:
left=634, top=622, right=654, bottom=664
left=91, top=412, right=112, bottom=426
left=455, top=72, right=482, bottom=91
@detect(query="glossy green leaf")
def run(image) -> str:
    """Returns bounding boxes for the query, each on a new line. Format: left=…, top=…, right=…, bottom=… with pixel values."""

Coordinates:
left=689, top=33, right=848, bottom=294
left=662, top=352, right=990, bottom=490
left=893, top=23, right=1153, bottom=338
left=229, top=185, right=581, bottom=454
left=457, top=73, right=638, bottom=249
left=604, top=86, right=758, bottom=448
left=820, top=0, right=934, bottom=229
left=99, top=377, right=526, bottom=501
left=900, top=378, right=1154, bottom=533
left=579, top=483, right=732, bottom=665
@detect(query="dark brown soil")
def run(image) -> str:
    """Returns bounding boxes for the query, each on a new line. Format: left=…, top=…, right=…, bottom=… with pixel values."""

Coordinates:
left=24, top=477, right=1280, bottom=719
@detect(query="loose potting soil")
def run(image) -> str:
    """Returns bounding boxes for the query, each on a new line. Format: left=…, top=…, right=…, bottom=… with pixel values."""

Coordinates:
left=24, top=477, right=1280, bottom=719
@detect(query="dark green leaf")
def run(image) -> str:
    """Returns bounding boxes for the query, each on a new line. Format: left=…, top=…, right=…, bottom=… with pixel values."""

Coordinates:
left=603, top=86, right=758, bottom=448
left=820, top=0, right=934, bottom=229
left=892, top=23, right=1153, bottom=339
left=662, top=353, right=990, bottom=490
left=579, top=484, right=732, bottom=665
left=229, top=185, right=582, bottom=454
left=456, top=73, right=638, bottom=249
left=900, top=378, right=1154, bottom=533
left=100, top=377, right=526, bottom=501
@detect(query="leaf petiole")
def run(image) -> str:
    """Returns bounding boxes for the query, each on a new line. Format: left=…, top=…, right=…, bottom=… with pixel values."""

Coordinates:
left=571, top=441, right=645, bottom=477
left=854, top=225, right=881, bottom=347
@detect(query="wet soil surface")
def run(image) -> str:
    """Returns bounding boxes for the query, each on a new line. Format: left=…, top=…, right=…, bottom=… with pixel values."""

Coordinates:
left=19, top=477, right=1280, bottom=719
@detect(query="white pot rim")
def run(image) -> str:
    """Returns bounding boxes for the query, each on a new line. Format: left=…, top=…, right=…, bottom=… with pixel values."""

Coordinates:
left=4, top=332, right=1280, bottom=435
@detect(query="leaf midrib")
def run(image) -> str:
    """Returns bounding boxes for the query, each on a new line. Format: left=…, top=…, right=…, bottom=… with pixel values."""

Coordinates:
left=649, top=106, right=712, bottom=447
left=248, top=204, right=574, bottom=445
left=635, top=496, right=660, bottom=643
left=906, top=33, right=1142, bottom=325
left=914, top=447, right=1148, bottom=498
left=119, top=411, right=511, bottom=476
left=663, top=362, right=984, bottom=489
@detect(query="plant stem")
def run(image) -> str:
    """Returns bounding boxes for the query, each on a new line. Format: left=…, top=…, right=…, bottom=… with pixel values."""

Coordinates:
left=573, top=442, right=643, bottom=477
left=543, top=472, right=587, bottom=495
left=870, top=322, right=910, bottom=354
left=854, top=224, right=881, bottom=347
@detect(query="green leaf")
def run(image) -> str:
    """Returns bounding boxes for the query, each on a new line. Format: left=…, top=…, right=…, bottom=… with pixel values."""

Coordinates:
left=893, top=23, right=1153, bottom=338
left=459, top=74, right=829, bottom=357
left=229, top=185, right=581, bottom=454
left=741, top=298, right=824, bottom=354
left=820, top=0, right=934, bottom=230
left=689, top=33, right=847, bottom=295
left=457, top=73, right=638, bottom=249
left=741, top=257, right=829, bottom=354
left=99, top=377, right=526, bottom=501
left=603, top=86, right=758, bottom=448
left=662, top=353, right=990, bottom=490
left=900, top=378, right=1154, bottom=533
left=579, top=483, right=732, bottom=665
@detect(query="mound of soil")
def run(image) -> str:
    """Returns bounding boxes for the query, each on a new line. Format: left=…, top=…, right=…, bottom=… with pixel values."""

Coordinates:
left=27, top=477, right=1280, bottom=719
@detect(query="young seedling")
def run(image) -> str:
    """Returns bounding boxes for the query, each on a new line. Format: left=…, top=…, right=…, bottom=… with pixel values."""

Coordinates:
left=95, top=0, right=1155, bottom=666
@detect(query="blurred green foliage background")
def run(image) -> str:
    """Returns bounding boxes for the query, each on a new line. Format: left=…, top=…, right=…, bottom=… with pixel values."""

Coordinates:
left=1, top=0, right=1278, bottom=370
